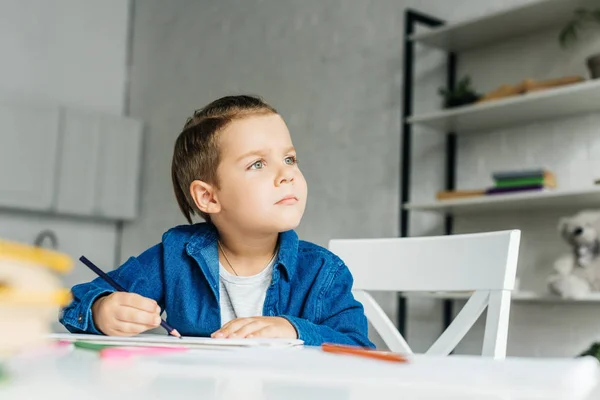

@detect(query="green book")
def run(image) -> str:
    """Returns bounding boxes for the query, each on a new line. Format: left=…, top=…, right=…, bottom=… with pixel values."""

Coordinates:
left=73, top=340, right=119, bottom=351
left=495, top=176, right=545, bottom=188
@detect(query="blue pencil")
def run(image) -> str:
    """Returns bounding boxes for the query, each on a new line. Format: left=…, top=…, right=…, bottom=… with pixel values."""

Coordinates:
left=79, top=255, right=181, bottom=338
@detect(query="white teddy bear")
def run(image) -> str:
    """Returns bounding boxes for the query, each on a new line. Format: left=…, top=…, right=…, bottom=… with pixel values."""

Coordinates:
left=548, top=210, right=600, bottom=299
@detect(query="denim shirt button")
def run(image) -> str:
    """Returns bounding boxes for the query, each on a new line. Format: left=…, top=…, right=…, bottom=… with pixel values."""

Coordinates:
left=77, top=314, right=83, bottom=322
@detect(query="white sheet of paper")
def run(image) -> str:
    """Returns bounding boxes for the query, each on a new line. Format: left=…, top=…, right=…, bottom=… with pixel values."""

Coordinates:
left=48, top=333, right=304, bottom=349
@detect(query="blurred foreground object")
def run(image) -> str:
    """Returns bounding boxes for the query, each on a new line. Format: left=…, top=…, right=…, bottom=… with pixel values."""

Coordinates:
left=0, top=239, right=72, bottom=356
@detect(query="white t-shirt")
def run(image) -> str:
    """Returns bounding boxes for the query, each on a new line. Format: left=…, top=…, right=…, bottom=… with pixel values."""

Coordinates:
left=219, top=256, right=276, bottom=326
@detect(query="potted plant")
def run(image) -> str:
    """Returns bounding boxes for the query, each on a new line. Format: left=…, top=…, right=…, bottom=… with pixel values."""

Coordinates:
left=560, top=8, right=600, bottom=79
left=438, top=76, right=482, bottom=109
left=578, top=342, right=600, bottom=361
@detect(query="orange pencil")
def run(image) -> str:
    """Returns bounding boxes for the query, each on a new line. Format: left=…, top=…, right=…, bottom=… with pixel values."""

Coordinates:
left=321, top=343, right=408, bottom=363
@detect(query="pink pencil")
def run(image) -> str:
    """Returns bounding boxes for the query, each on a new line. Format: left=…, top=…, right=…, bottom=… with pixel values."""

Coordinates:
left=100, top=346, right=188, bottom=360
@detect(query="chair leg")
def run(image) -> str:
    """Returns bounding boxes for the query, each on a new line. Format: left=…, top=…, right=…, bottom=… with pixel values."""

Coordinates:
left=427, top=291, right=488, bottom=356
left=482, top=290, right=512, bottom=359
left=354, top=290, right=412, bottom=354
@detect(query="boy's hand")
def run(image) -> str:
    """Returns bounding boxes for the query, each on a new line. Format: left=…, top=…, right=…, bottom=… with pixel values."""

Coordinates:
left=211, top=317, right=297, bottom=339
left=91, top=292, right=162, bottom=336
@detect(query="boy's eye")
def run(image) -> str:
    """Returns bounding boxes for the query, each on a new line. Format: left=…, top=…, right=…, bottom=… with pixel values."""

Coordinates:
left=249, top=160, right=264, bottom=170
left=284, top=156, right=297, bottom=165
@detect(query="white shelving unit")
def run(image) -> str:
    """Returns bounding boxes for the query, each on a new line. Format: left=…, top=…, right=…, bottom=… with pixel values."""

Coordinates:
left=403, top=291, right=600, bottom=303
left=401, top=0, right=600, bottom=325
left=407, top=80, right=600, bottom=134
left=405, top=187, right=600, bottom=215
left=411, top=0, right=597, bottom=51
left=405, top=0, right=600, bottom=217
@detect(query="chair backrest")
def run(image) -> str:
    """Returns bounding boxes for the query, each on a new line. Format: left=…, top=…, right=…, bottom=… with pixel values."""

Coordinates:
left=328, top=230, right=521, bottom=359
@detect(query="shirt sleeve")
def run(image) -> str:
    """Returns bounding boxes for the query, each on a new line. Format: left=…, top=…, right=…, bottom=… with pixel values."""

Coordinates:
left=282, top=260, right=375, bottom=348
left=59, top=243, right=165, bottom=334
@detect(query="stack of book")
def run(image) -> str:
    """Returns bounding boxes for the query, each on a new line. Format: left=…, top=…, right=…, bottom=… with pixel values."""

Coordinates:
left=436, top=169, right=556, bottom=201
left=0, top=239, right=72, bottom=357
left=487, top=168, right=556, bottom=195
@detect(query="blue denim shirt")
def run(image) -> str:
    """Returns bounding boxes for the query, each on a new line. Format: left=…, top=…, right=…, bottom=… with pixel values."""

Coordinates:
left=60, top=223, right=374, bottom=348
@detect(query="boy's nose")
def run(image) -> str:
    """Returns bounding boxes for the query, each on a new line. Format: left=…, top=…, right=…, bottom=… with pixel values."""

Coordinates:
left=276, top=170, right=294, bottom=186
left=278, top=175, right=293, bottom=185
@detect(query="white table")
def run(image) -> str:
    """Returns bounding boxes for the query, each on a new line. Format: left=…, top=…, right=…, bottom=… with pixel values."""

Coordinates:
left=1, top=344, right=599, bottom=400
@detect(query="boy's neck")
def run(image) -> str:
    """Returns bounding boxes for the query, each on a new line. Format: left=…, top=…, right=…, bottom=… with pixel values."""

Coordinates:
left=216, top=228, right=279, bottom=276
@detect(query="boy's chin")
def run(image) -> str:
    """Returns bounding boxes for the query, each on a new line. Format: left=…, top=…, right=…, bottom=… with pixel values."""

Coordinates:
left=246, top=208, right=304, bottom=233
left=276, top=221, right=301, bottom=233
left=272, top=218, right=302, bottom=233
left=271, top=213, right=303, bottom=233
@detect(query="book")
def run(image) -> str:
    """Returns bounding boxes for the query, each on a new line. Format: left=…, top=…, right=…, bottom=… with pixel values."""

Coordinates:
left=486, top=184, right=545, bottom=195
left=494, top=175, right=556, bottom=189
left=492, top=169, right=553, bottom=181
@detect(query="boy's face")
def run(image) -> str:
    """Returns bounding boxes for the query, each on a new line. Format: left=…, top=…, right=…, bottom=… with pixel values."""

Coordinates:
left=212, top=113, right=307, bottom=233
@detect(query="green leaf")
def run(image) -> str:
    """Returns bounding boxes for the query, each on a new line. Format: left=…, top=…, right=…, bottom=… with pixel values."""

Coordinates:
left=574, top=8, right=589, bottom=19
left=559, top=23, right=578, bottom=48
left=559, top=8, right=600, bottom=48
left=437, top=75, right=481, bottom=109
left=457, top=76, right=470, bottom=91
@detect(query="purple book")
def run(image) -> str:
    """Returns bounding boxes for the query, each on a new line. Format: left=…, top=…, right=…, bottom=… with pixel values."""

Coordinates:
left=486, top=184, right=545, bottom=195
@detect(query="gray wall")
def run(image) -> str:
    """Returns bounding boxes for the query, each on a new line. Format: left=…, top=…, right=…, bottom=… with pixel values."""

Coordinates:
left=0, top=0, right=129, bottom=115
left=123, top=0, right=600, bottom=355
left=123, top=0, right=418, bottom=345
left=0, top=0, right=129, bottom=333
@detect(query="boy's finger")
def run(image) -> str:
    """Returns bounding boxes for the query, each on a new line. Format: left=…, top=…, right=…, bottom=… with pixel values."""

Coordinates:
left=120, top=293, right=159, bottom=313
left=212, top=318, right=253, bottom=338
left=246, top=326, right=278, bottom=339
left=116, top=307, right=161, bottom=327
left=218, top=318, right=248, bottom=332
left=230, top=320, right=266, bottom=338
left=113, top=321, right=154, bottom=335
left=218, top=318, right=241, bottom=331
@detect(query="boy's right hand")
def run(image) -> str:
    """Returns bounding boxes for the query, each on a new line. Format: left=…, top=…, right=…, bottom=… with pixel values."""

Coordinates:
left=91, top=292, right=162, bottom=336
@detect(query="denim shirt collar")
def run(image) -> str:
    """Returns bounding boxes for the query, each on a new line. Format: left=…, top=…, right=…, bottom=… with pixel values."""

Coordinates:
left=184, top=223, right=299, bottom=287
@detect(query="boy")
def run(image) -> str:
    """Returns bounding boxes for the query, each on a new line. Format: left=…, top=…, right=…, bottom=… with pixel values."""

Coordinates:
left=59, top=95, right=373, bottom=348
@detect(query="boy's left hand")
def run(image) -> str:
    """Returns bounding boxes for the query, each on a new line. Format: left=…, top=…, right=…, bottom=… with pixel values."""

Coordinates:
left=211, top=317, right=297, bottom=339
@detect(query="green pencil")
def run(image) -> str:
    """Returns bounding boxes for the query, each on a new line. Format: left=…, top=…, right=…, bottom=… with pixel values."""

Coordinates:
left=0, top=364, right=8, bottom=385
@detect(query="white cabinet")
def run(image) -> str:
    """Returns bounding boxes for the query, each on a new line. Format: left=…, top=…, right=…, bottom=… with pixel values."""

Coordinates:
left=55, top=108, right=143, bottom=220
left=96, top=114, right=143, bottom=220
left=0, top=102, right=60, bottom=211
left=55, top=109, right=102, bottom=216
left=0, top=101, right=143, bottom=221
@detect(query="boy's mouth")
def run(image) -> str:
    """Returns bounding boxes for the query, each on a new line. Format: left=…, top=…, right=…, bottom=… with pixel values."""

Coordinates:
left=275, top=195, right=298, bottom=205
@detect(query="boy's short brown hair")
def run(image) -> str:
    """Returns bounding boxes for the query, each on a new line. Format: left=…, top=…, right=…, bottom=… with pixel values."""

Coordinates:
left=171, top=95, right=277, bottom=224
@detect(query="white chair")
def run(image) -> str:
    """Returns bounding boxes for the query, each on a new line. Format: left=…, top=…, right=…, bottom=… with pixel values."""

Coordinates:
left=328, top=229, right=521, bottom=359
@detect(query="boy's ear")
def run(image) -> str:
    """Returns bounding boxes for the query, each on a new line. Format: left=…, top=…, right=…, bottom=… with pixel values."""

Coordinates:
left=190, top=180, right=221, bottom=215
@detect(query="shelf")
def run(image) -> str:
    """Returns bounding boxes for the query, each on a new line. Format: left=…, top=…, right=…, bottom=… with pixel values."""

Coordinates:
left=402, top=291, right=600, bottom=303
left=404, top=187, right=600, bottom=215
left=411, top=0, right=597, bottom=51
left=407, top=80, right=600, bottom=134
